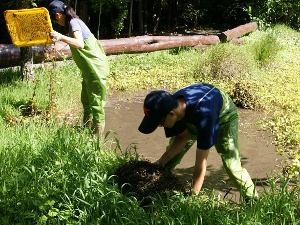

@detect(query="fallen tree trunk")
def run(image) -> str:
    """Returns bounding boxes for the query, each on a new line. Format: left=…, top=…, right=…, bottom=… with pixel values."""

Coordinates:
left=0, top=22, right=258, bottom=69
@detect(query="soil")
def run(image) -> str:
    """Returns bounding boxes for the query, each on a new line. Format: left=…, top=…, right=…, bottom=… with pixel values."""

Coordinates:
left=105, top=91, right=285, bottom=203
left=115, top=160, right=190, bottom=206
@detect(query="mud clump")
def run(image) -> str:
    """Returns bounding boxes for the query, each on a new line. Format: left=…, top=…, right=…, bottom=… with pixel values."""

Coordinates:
left=115, top=160, right=190, bottom=206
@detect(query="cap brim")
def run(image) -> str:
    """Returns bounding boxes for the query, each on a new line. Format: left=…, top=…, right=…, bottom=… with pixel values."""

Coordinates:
left=138, top=115, right=160, bottom=134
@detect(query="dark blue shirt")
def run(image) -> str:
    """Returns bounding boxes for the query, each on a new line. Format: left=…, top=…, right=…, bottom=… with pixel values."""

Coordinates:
left=164, top=83, right=223, bottom=150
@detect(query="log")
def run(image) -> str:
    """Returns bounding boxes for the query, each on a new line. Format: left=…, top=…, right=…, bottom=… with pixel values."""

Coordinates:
left=0, top=22, right=257, bottom=69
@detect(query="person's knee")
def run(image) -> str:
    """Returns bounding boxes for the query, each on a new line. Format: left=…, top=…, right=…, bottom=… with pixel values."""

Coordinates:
left=223, top=160, right=244, bottom=176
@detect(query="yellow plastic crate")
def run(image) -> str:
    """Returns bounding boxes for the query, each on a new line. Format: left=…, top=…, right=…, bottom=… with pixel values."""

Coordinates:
left=4, top=7, right=54, bottom=47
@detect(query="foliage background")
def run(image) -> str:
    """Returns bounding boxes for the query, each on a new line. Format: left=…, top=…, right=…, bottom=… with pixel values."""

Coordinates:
left=1, top=0, right=300, bottom=42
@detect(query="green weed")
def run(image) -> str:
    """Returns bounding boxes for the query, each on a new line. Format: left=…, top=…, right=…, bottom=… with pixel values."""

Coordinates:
left=0, top=24, right=299, bottom=224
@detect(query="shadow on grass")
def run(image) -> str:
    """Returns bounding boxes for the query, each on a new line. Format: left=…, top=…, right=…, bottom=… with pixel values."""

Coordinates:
left=174, top=162, right=278, bottom=201
left=0, top=67, right=22, bottom=84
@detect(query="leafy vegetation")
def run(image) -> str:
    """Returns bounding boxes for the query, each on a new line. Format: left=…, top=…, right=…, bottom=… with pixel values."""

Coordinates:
left=2, top=0, right=300, bottom=42
left=0, top=24, right=299, bottom=224
left=252, top=0, right=300, bottom=30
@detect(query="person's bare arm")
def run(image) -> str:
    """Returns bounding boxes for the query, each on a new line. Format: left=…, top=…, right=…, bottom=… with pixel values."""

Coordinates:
left=192, top=148, right=210, bottom=194
left=61, top=30, right=84, bottom=49
left=50, top=30, right=84, bottom=49
left=158, top=129, right=190, bottom=166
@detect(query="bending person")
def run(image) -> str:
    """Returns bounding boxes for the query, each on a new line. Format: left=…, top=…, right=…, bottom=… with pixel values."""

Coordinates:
left=138, top=83, right=259, bottom=200
left=48, top=0, right=110, bottom=136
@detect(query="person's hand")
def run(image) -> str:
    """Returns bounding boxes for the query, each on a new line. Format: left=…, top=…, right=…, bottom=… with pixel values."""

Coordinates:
left=50, top=31, right=62, bottom=42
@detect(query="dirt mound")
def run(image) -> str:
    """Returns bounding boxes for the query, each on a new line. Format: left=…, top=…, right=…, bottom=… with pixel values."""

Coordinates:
left=115, top=160, right=190, bottom=206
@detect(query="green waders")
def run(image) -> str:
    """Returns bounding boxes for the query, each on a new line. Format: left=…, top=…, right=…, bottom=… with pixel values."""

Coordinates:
left=70, top=34, right=110, bottom=131
left=164, top=89, right=259, bottom=199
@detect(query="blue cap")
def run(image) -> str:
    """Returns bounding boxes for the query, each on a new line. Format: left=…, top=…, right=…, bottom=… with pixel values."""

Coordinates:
left=48, top=0, right=67, bottom=15
left=138, top=90, right=178, bottom=134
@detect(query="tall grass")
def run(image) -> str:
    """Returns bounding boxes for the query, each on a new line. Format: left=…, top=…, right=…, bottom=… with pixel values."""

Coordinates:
left=0, top=24, right=299, bottom=224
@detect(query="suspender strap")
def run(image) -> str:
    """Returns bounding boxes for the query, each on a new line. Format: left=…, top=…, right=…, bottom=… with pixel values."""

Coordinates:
left=192, top=87, right=215, bottom=119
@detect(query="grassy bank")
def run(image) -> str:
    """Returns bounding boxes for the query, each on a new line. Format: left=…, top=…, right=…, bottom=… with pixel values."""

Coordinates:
left=0, top=24, right=299, bottom=224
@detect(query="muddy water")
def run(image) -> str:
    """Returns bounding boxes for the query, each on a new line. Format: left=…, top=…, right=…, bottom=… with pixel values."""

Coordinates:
left=104, top=92, right=284, bottom=201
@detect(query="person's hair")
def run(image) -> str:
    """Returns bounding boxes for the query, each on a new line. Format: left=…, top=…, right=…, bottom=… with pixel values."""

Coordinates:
left=64, top=6, right=79, bottom=22
left=63, top=6, right=80, bottom=34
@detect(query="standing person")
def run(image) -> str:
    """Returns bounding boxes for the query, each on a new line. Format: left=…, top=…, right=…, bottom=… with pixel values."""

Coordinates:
left=48, top=0, right=110, bottom=136
left=138, top=83, right=259, bottom=200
